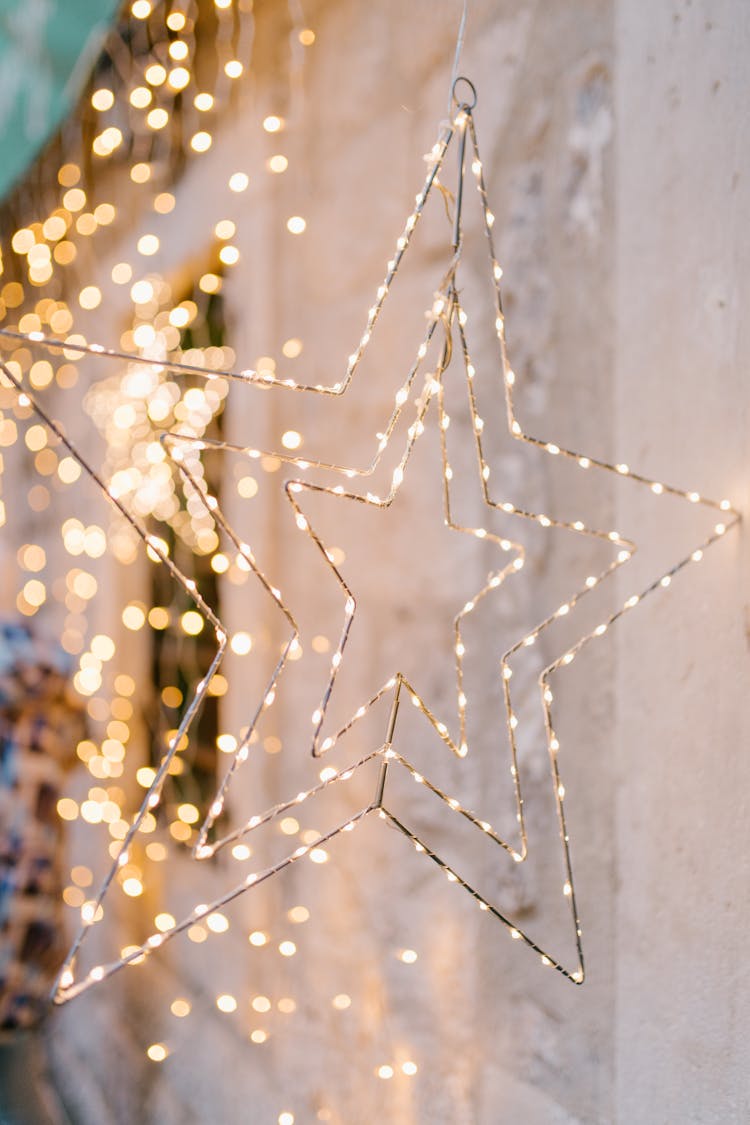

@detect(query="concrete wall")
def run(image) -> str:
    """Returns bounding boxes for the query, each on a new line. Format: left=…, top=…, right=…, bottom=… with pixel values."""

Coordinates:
left=32, top=1, right=749, bottom=1122
left=614, top=2, right=750, bottom=1122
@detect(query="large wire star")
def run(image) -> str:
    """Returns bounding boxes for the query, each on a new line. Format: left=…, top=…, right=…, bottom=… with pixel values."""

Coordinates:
left=0, top=80, right=737, bottom=1004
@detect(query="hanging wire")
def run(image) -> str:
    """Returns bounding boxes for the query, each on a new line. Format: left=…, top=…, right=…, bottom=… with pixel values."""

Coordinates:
left=447, top=0, right=469, bottom=116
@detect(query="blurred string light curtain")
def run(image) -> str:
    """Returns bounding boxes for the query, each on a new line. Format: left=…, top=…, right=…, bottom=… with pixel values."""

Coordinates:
left=0, top=0, right=120, bottom=199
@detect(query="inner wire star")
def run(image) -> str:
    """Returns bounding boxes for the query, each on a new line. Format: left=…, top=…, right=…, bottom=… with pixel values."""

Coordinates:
left=169, top=272, right=524, bottom=856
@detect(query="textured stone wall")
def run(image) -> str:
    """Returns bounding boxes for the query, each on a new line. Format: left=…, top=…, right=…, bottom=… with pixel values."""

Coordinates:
left=41, top=2, right=749, bottom=1123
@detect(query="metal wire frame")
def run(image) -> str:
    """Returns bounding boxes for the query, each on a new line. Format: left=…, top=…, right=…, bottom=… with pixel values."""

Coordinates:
left=0, top=84, right=738, bottom=1004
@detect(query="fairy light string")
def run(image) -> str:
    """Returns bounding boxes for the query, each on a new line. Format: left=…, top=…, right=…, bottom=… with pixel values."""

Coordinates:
left=0, top=69, right=738, bottom=1007
left=0, top=109, right=459, bottom=397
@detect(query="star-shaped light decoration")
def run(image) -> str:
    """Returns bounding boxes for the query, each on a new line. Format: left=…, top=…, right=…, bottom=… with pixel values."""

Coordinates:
left=0, top=78, right=738, bottom=1005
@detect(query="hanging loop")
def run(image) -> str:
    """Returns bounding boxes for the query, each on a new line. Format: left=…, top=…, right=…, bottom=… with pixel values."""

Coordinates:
left=451, top=75, right=477, bottom=112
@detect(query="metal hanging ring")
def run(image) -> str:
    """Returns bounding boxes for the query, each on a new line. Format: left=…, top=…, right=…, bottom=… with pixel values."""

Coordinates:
left=451, top=75, right=477, bottom=111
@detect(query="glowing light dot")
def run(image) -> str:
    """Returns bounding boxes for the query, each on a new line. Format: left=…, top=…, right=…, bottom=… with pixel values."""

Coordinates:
left=122, top=604, right=146, bottom=630
left=399, top=949, right=418, bottom=964
left=92, top=88, right=114, bottom=111
left=11, top=227, right=35, bottom=253
left=130, top=86, right=152, bottom=109
left=57, top=797, right=79, bottom=821
left=22, top=579, right=46, bottom=607
left=299, top=28, right=315, bottom=45
left=168, top=67, right=190, bottom=90
left=268, top=154, right=289, bottom=173
left=215, top=732, right=237, bottom=756
left=111, top=263, right=132, bottom=287
left=225, top=59, right=243, bottom=78
left=206, top=912, right=229, bottom=933
left=230, top=632, right=252, bottom=655
left=181, top=611, right=204, bottom=636
left=332, top=993, right=351, bottom=1010
left=282, top=430, right=302, bottom=450
left=78, top=286, right=101, bottom=310
left=229, top=172, right=249, bottom=192
left=282, top=337, right=303, bottom=358
left=279, top=941, right=296, bottom=957
left=147, top=108, right=169, bottom=130
left=263, top=115, right=283, bottom=133
left=147, top=607, right=169, bottom=630
left=195, top=92, right=214, bottom=112
left=216, top=994, right=237, bottom=1013
left=191, top=131, right=212, bottom=153
left=377, top=1065, right=394, bottom=1080
left=309, top=848, right=328, bottom=864
left=402, top=1061, right=418, bottom=1076
left=130, top=279, right=154, bottom=304
left=171, top=998, right=191, bottom=1018
left=249, top=931, right=268, bottom=946
left=147, top=1044, right=168, bottom=1062
left=286, top=216, right=306, bottom=235
left=137, top=234, right=159, bottom=256
left=237, top=476, right=258, bottom=498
